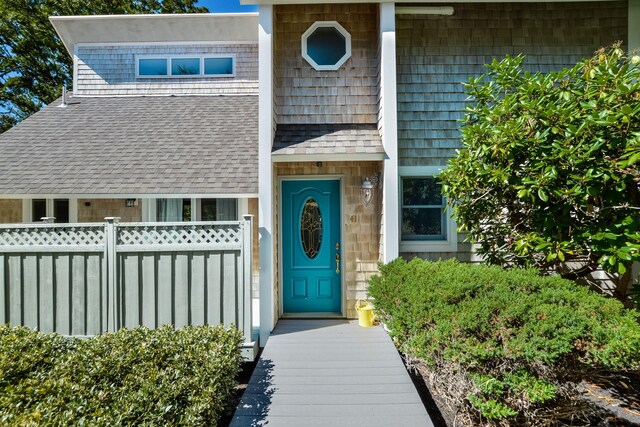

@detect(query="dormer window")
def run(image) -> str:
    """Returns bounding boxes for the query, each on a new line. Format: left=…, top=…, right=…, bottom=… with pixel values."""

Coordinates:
left=171, top=57, right=200, bottom=75
left=301, top=21, right=351, bottom=71
left=136, top=55, right=235, bottom=78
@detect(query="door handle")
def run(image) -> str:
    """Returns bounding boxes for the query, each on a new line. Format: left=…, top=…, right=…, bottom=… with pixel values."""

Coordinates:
left=335, top=253, right=340, bottom=274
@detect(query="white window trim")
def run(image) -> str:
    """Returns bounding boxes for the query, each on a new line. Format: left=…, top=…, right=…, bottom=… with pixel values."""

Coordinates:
left=301, top=21, right=351, bottom=71
left=135, top=54, right=236, bottom=79
left=399, top=166, right=457, bottom=253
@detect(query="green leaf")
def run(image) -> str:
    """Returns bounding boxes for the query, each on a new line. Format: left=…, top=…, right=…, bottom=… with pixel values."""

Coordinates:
left=537, top=189, right=548, bottom=202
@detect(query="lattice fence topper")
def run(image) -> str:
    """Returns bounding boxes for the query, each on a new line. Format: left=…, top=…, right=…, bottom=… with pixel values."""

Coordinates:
left=116, top=223, right=243, bottom=247
left=0, top=225, right=105, bottom=247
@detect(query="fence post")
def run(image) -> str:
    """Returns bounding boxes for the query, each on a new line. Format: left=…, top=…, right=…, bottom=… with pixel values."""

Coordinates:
left=243, top=215, right=253, bottom=343
left=105, top=217, right=120, bottom=332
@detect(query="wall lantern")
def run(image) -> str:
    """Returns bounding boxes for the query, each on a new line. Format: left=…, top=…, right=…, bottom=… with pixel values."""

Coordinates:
left=361, top=173, right=381, bottom=207
left=125, top=199, right=137, bottom=208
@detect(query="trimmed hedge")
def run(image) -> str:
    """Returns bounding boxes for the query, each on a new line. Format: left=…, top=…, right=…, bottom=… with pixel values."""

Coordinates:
left=0, top=324, right=243, bottom=426
left=368, top=259, right=640, bottom=422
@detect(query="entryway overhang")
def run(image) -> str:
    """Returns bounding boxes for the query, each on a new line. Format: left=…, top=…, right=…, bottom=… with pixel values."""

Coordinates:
left=271, top=124, right=386, bottom=162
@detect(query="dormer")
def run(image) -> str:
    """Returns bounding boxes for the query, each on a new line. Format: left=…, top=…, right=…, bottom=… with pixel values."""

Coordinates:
left=49, top=13, right=259, bottom=96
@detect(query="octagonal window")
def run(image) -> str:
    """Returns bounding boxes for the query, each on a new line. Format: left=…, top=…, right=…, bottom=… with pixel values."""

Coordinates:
left=302, top=21, right=351, bottom=71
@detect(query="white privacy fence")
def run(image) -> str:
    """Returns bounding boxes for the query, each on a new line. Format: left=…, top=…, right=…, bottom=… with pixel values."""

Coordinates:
left=0, top=216, right=253, bottom=346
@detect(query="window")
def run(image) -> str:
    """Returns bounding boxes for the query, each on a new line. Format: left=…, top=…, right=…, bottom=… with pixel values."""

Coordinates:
left=399, top=167, right=457, bottom=252
left=171, top=58, right=200, bottom=76
left=32, top=199, right=46, bottom=222
left=401, top=177, right=446, bottom=241
left=138, top=58, right=168, bottom=76
left=200, top=199, right=237, bottom=221
left=156, top=198, right=237, bottom=222
left=31, top=198, right=69, bottom=223
left=53, top=199, right=69, bottom=223
left=136, top=55, right=235, bottom=79
left=204, top=57, right=234, bottom=76
left=301, top=21, right=351, bottom=71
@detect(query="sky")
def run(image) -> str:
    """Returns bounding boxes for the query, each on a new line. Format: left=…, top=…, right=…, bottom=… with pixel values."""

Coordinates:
left=197, top=0, right=258, bottom=13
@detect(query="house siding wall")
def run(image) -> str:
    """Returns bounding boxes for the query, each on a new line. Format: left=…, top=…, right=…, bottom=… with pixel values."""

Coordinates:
left=75, top=44, right=258, bottom=96
left=77, top=199, right=142, bottom=223
left=397, top=1, right=627, bottom=262
left=274, top=4, right=379, bottom=124
left=396, top=1, right=627, bottom=168
left=0, top=200, right=22, bottom=223
left=274, top=161, right=383, bottom=319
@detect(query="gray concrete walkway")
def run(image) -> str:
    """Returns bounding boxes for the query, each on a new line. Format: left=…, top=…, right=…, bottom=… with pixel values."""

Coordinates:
left=230, top=319, right=434, bottom=427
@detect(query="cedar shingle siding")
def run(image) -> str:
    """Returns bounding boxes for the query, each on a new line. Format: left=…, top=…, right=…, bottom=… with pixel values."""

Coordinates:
left=76, top=44, right=258, bottom=96
left=396, top=1, right=628, bottom=167
left=274, top=4, right=379, bottom=124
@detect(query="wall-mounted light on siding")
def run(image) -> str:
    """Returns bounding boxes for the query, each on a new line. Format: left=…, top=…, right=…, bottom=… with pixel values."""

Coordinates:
left=125, top=199, right=137, bottom=208
left=395, top=6, right=455, bottom=15
left=361, top=173, right=381, bottom=207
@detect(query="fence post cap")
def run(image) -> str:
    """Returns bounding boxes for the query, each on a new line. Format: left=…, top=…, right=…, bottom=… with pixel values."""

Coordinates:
left=243, top=214, right=254, bottom=221
left=41, top=217, right=55, bottom=224
left=105, top=217, right=121, bottom=224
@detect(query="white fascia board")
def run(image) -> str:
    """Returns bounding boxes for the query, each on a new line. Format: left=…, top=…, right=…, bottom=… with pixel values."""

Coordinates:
left=271, top=153, right=385, bottom=162
left=0, top=194, right=258, bottom=199
left=396, top=6, right=454, bottom=15
left=50, top=13, right=259, bottom=57
left=243, top=0, right=619, bottom=4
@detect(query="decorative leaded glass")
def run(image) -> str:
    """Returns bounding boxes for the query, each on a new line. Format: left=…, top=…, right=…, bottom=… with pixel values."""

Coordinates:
left=300, top=198, right=322, bottom=259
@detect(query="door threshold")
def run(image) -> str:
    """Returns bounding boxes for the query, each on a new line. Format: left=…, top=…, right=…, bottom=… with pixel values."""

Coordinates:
left=281, top=312, right=344, bottom=319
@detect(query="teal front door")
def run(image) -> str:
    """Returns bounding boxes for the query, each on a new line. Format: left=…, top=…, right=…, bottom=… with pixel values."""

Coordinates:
left=282, top=179, right=341, bottom=313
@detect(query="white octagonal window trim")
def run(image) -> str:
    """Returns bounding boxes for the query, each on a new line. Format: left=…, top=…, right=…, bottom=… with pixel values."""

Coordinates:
left=301, top=21, right=352, bottom=71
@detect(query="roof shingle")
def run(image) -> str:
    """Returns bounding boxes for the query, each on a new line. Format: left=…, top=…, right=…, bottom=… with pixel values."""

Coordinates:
left=272, top=124, right=384, bottom=157
left=0, top=95, right=258, bottom=195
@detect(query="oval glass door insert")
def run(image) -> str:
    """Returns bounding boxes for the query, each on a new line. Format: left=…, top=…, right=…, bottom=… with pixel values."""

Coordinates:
left=300, top=198, right=322, bottom=259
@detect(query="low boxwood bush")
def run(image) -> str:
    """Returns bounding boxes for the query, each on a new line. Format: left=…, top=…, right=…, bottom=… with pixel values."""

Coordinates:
left=0, top=324, right=243, bottom=426
left=368, top=258, right=640, bottom=424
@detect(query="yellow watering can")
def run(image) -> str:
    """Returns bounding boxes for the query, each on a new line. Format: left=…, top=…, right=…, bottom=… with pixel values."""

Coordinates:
left=355, top=299, right=375, bottom=328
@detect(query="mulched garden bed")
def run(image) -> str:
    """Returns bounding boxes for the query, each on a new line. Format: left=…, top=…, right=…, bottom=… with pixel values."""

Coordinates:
left=399, top=352, right=640, bottom=427
left=220, top=352, right=261, bottom=427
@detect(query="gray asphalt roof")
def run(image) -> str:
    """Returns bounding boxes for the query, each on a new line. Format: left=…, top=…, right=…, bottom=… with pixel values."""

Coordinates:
left=0, top=95, right=258, bottom=195
left=272, top=124, right=384, bottom=157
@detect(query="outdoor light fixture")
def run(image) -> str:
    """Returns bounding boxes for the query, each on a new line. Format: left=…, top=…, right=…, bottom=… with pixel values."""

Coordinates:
left=125, top=199, right=137, bottom=208
left=361, top=173, right=381, bottom=207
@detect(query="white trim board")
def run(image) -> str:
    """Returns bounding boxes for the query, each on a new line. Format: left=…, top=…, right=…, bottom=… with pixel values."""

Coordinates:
left=257, top=4, right=275, bottom=346
left=244, top=0, right=620, bottom=4
left=76, top=41, right=257, bottom=47
left=52, top=13, right=258, bottom=20
left=271, top=153, right=386, bottom=162
left=0, top=193, right=258, bottom=199
left=69, top=93, right=258, bottom=98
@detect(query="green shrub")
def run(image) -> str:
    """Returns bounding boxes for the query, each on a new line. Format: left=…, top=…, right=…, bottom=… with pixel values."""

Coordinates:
left=368, top=258, right=640, bottom=422
left=0, top=324, right=243, bottom=426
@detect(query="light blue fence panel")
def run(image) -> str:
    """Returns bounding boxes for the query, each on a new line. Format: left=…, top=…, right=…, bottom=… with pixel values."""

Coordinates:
left=0, top=224, right=107, bottom=336
left=0, top=217, right=254, bottom=357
